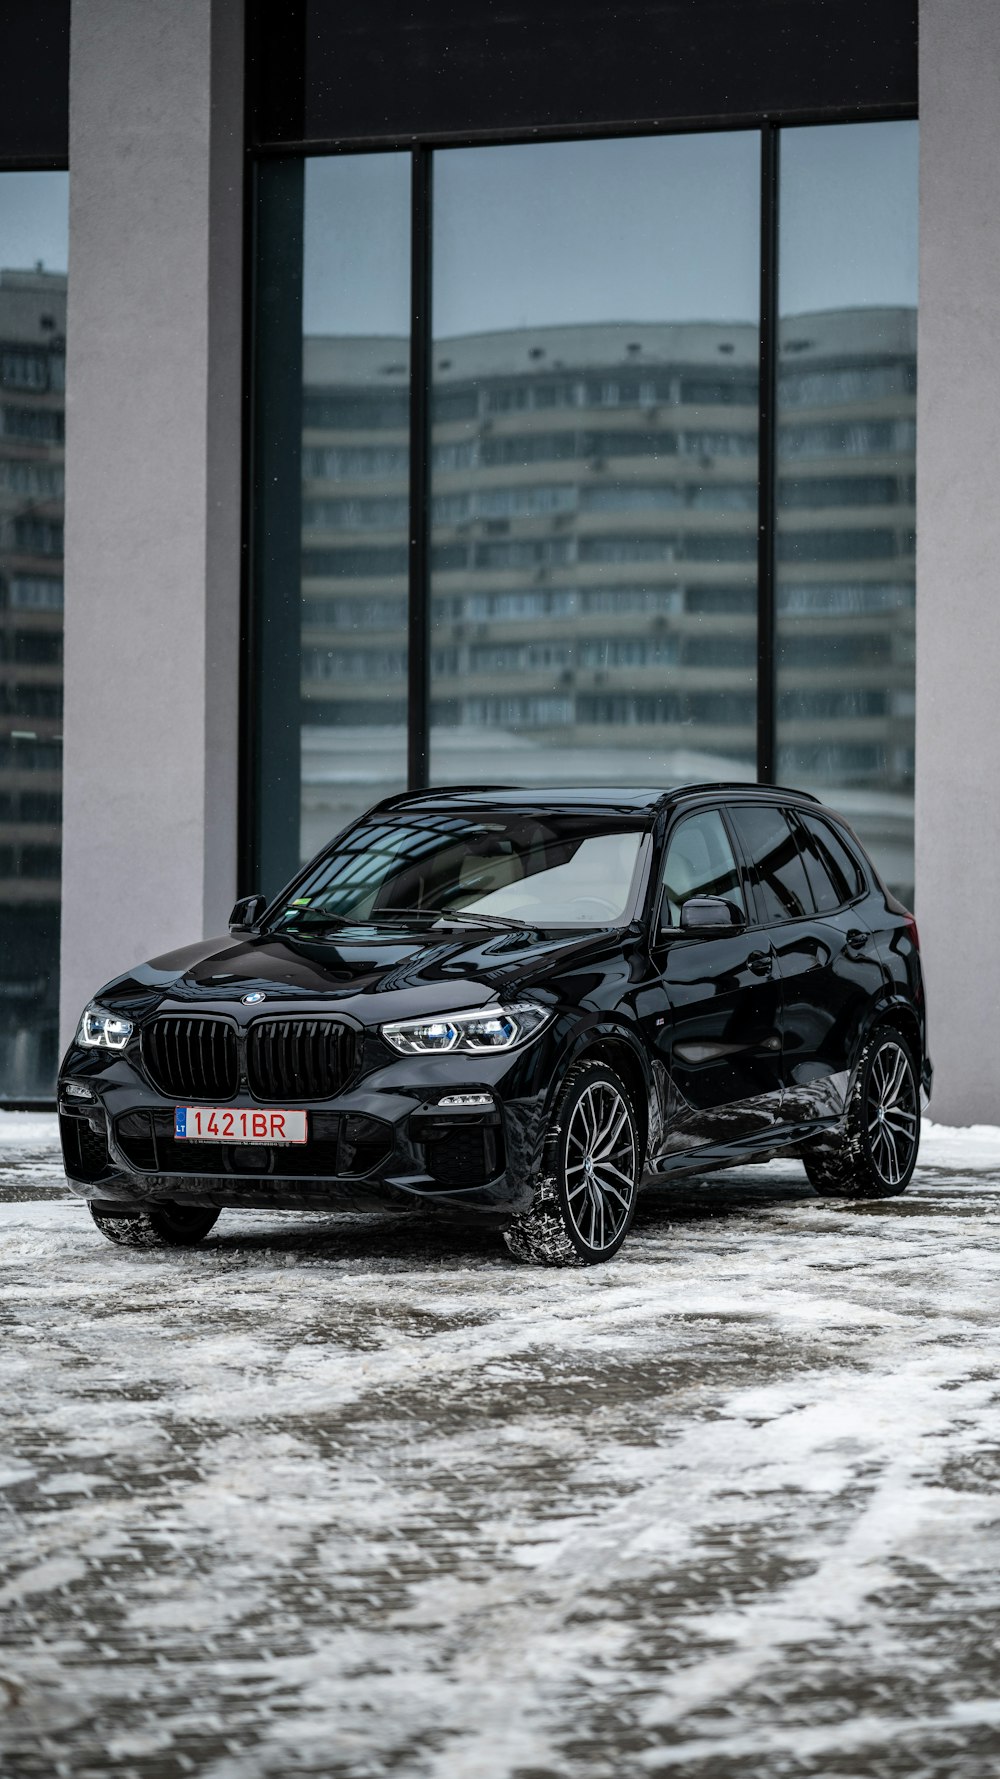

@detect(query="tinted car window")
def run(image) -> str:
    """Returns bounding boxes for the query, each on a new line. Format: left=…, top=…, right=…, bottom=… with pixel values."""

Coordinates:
left=659, top=809, right=746, bottom=929
left=727, top=804, right=814, bottom=922
left=794, top=817, right=843, bottom=913
left=793, top=814, right=864, bottom=910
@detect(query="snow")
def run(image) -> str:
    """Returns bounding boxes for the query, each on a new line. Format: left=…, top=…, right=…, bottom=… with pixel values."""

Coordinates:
left=0, top=1109, right=61, bottom=1146
left=3, top=1114, right=1000, bottom=1776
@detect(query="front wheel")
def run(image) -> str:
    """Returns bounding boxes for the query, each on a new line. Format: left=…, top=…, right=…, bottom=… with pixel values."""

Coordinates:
left=504, top=1060, right=641, bottom=1266
left=89, top=1201, right=220, bottom=1248
left=804, top=1024, right=920, bottom=1199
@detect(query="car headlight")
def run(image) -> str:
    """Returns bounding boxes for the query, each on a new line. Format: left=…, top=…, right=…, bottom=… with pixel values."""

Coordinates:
left=77, top=1003, right=134, bottom=1050
left=380, top=1001, right=552, bottom=1056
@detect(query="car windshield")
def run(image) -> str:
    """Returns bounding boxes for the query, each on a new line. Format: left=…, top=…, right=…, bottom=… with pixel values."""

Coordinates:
left=272, top=811, right=647, bottom=934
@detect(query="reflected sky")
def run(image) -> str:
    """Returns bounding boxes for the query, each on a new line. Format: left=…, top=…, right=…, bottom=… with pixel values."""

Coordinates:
left=780, top=122, right=917, bottom=312
left=432, top=135, right=760, bottom=334
left=304, top=155, right=411, bottom=337
left=302, top=126, right=918, bottom=339
left=0, top=171, right=69, bottom=274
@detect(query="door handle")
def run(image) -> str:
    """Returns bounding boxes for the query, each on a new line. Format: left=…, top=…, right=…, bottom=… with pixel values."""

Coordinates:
left=846, top=929, right=868, bottom=951
left=748, top=949, right=773, bottom=976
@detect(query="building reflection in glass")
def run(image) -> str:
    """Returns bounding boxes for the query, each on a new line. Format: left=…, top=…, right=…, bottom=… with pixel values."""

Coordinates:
left=296, top=153, right=411, bottom=863
left=429, top=135, right=762, bottom=798
left=279, top=125, right=917, bottom=902
left=0, top=170, right=68, bottom=1099
left=777, top=123, right=918, bottom=900
left=299, top=301, right=915, bottom=890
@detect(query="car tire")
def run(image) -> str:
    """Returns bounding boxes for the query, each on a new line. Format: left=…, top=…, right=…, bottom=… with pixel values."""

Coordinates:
left=503, top=1059, right=641, bottom=1266
left=803, top=1023, right=920, bottom=1199
left=89, top=1202, right=221, bottom=1248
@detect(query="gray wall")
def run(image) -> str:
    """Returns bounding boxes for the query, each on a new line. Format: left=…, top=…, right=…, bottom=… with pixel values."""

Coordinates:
left=60, top=0, right=244, bottom=1042
left=916, top=0, right=1000, bottom=1122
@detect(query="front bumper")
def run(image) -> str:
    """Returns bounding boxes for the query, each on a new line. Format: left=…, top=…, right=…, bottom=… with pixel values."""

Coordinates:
left=57, top=1037, right=553, bottom=1223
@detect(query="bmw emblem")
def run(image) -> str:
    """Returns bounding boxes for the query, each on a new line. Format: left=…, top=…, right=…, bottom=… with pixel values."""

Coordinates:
left=242, top=992, right=266, bottom=1004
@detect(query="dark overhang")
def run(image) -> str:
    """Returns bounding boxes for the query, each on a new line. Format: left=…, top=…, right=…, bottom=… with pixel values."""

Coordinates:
left=248, top=0, right=918, bottom=153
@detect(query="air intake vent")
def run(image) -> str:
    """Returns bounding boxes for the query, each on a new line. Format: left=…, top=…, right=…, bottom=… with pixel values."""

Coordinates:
left=143, top=1017, right=239, bottom=1101
left=247, top=1019, right=354, bottom=1101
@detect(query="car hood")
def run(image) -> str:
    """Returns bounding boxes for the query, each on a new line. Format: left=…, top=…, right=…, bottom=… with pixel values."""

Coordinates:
left=94, top=923, right=626, bottom=1029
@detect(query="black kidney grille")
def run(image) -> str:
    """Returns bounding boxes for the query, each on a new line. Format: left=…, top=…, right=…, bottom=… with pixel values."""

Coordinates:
left=247, top=1019, right=354, bottom=1101
left=143, top=1017, right=239, bottom=1101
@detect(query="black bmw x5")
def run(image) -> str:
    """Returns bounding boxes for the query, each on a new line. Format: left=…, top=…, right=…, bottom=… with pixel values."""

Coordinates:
left=59, top=782, right=931, bottom=1266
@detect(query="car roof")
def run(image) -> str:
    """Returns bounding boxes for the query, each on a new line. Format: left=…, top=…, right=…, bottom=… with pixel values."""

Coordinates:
left=375, top=785, right=665, bottom=815
left=375, top=781, right=822, bottom=817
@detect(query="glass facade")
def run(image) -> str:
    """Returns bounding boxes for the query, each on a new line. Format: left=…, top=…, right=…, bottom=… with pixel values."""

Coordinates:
left=777, top=122, right=918, bottom=901
left=0, top=171, right=68, bottom=1101
left=252, top=123, right=917, bottom=901
left=429, top=135, right=760, bottom=790
left=253, top=154, right=411, bottom=887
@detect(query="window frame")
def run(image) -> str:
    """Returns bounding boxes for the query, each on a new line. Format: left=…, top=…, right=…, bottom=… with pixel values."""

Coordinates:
left=792, top=808, right=870, bottom=910
left=653, top=803, right=749, bottom=937
left=242, top=108, right=919, bottom=897
left=721, top=798, right=819, bottom=928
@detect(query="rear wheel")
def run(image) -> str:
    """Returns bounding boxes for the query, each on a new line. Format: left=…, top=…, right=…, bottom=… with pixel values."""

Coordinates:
left=804, top=1024, right=920, bottom=1199
left=504, top=1060, right=641, bottom=1266
left=89, top=1202, right=220, bottom=1248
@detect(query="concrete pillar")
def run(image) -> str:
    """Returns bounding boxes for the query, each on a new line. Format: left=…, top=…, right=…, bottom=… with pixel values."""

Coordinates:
left=60, top=0, right=244, bottom=1044
left=916, top=0, right=1000, bottom=1121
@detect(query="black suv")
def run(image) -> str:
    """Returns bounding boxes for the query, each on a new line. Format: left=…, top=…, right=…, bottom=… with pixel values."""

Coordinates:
left=59, top=783, right=930, bottom=1266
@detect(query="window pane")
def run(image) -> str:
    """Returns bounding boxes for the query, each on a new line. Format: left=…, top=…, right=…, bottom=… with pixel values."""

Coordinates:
left=798, top=810, right=864, bottom=910
left=0, top=171, right=67, bottom=1100
left=776, top=122, right=918, bottom=903
left=729, top=803, right=813, bottom=922
left=660, top=810, right=745, bottom=928
left=253, top=154, right=410, bottom=893
left=429, top=134, right=760, bottom=793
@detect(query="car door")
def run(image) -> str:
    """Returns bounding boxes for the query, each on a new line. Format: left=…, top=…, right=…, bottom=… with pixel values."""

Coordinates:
left=786, top=808, right=889, bottom=1113
left=726, top=801, right=886, bottom=1123
left=646, top=806, right=784, bottom=1158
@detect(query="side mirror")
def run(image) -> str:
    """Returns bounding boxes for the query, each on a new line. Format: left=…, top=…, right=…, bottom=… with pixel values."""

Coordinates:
left=229, top=894, right=268, bottom=935
left=679, top=895, right=745, bottom=932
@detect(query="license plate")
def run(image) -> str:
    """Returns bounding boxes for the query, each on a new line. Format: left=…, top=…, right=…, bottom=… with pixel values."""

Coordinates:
left=174, top=1107, right=308, bottom=1145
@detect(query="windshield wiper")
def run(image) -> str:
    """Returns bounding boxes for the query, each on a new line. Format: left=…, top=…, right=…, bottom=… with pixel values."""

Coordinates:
left=373, top=905, right=532, bottom=931
left=275, top=911, right=351, bottom=933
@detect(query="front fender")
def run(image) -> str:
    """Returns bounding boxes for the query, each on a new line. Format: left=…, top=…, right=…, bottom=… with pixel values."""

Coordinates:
left=533, top=1013, right=655, bottom=1169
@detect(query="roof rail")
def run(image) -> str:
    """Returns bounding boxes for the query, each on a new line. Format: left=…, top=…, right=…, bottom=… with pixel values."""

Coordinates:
left=768, top=782, right=821, bottom=802
left=371, top=783, right=517, bottom=811
left=371, top=780, right=822, bottom=813
left=670, top=780, right=821, bottom=803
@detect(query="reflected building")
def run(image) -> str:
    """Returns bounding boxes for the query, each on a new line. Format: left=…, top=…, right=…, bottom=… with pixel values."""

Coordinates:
left=298, top=308, right=915, bottom=895
left=0, top=268, right=66, bottom=1099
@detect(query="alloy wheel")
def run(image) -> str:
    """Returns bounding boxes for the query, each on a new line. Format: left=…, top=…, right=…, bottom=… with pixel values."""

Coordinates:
left=867, top=1039, right=919, bottom=1186
left=563, top=1080, right=638, bottom=1253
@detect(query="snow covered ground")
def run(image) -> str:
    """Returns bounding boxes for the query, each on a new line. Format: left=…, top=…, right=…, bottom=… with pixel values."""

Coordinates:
left=3, top=1112, right=1000, bottom=1778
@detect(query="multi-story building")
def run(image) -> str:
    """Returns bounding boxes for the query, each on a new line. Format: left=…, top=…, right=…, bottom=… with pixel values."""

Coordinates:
left=299, top=310, right=915, bottom=894
left=0, top=269, right=66, bottom=1099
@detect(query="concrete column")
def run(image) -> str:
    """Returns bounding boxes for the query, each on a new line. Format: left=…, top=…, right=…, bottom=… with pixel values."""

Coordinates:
left=916, top=0, right=1000, bottom=1121
left=60, top=0, right=244, bottom=1043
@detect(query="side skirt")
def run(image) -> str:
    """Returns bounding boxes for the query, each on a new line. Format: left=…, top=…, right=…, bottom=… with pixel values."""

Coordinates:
left=642, top=1114, right=842, bottom=1182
